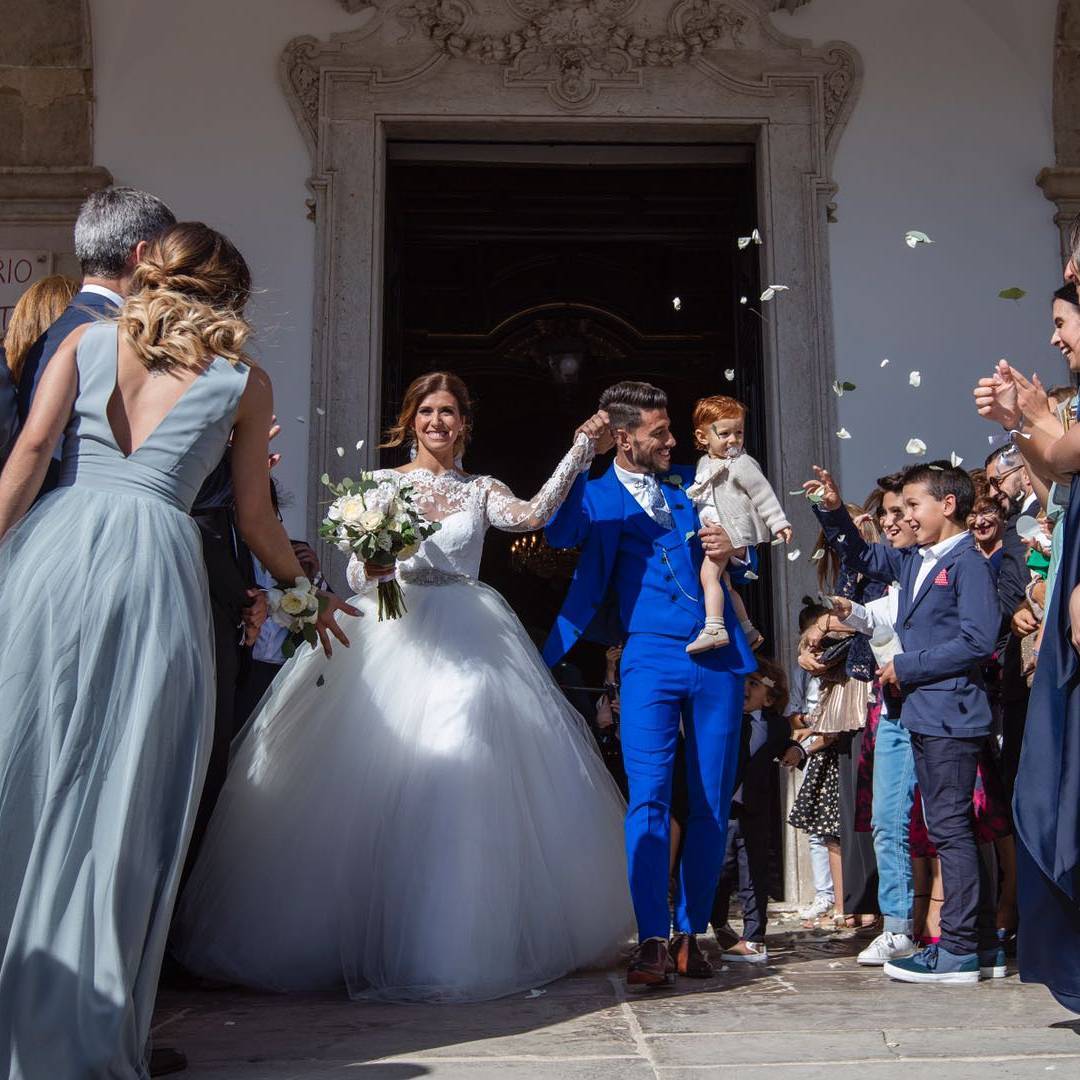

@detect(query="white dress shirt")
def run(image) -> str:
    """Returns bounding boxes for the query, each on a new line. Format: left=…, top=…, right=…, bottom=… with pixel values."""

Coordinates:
left=613, top=461, right=671, bottom=524
left=911, top=530, right=969, bottom=598
left=80, top=283, right=124, bottom=306
left=840, top=585, right=900, bottom=638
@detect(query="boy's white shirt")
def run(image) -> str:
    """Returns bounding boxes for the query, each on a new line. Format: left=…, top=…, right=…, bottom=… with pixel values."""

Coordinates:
left=839, top=584, right=899, bottom=637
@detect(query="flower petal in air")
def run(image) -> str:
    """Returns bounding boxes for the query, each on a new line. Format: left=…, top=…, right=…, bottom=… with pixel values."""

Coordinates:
left=909, top=371, right=921, bottom=388
left=787, top=549, right=801, bottom=562
left=905, top=230, right=934, bottom=248
left=760, top=285, right=790, bottom=302
left=950, top=451, right=963, bottom=467
left=672, top=296, right=682, bottom=311
left=905, top=437, right=927, bottom=456
left=836, top=427, right=852, bottom=439
left=880, top=358, right=890, bottom=368
left=811, top=548, right=825, bottom=561
left=724, top=369, right=736, bottom=382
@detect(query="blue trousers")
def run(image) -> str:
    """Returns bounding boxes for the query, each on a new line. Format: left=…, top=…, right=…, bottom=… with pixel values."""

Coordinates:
left=619, top=633, right=744, bottom=940
left=871, top=713, right=917, bottom=934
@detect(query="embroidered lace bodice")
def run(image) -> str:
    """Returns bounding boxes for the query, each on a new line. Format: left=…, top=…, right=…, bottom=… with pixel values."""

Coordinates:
left=347, top=433, right=594, bottom=590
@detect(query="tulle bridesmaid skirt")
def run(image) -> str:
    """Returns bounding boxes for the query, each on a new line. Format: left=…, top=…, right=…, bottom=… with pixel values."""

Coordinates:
left=175, top=577, right=635, bottom=1003
left=0, top=486, right=214, bottom=1079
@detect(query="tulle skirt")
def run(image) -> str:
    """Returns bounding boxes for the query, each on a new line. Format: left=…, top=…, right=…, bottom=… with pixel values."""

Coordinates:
left=174, top=577, right=634, bottom=1003
left=0, top=485, right=214, bottom=1079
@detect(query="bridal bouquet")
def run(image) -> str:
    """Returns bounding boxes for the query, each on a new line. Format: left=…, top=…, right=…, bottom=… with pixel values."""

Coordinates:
left=319, top=471, right=440, bottom=620
left=268, top=576, right=324, bottom=658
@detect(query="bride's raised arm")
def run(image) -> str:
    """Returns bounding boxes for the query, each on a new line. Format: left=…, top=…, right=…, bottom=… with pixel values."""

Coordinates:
left=483, top=414, right=609, bottom=532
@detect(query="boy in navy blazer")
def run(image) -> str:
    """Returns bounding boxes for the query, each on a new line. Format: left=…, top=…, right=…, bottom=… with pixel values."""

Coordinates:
left=808, top=461, right=1000, bottom=985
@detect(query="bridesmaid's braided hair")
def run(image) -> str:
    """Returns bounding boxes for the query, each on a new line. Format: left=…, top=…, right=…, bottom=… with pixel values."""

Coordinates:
left=120, top=222, right=253, bottom=373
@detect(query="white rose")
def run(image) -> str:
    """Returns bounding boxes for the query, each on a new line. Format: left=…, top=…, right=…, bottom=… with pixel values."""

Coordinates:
left=339, top=495, right=368, bottom=525
left=281, top=591, right=307, bottom=616
left=359, top=509, right=385, bottom=532
left=326, top=502, right=343, bottom=522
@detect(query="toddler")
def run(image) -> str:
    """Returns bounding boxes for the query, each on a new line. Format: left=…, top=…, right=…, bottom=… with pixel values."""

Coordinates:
left=685, top=395, right=792, bottom=653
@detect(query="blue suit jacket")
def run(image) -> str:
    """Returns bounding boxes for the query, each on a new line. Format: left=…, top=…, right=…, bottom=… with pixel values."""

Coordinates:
left=542, top=461, right=758, bottom=669
left=817, top=507, right=999, bottom=738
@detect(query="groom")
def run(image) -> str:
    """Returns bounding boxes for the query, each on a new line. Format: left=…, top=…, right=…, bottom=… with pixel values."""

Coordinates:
left=543, top=380, right=758, bottom=986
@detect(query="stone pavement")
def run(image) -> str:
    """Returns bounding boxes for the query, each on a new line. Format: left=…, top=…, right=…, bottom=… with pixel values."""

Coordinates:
left=153, top=913, right=1080, bottom=1079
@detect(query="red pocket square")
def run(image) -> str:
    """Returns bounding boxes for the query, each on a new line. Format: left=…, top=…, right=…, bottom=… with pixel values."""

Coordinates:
left=933, top=568, right=949, bottom=587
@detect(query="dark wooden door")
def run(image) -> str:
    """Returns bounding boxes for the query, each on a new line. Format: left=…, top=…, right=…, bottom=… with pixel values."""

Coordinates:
left=381, top=157, right=771, bottom=670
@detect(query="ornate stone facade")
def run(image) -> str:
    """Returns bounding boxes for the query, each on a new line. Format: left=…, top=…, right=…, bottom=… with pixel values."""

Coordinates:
left=281, top=0, right=861, bottom=690
left=1039, top=0, right=1080, bottom=261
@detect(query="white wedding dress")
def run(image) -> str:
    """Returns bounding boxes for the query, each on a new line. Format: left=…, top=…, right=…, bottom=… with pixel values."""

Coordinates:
left=174, top=434, right=634, bottom=1003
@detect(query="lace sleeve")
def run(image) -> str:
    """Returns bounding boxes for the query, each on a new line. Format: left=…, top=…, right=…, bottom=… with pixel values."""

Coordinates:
left=483, top=432, right=595, bottom=532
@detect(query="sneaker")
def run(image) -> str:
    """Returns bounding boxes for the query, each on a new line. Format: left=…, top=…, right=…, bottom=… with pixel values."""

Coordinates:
left=721, top=940, right=768, bottom=964
left=799, top=895, right=834, bottom=922
left=857, top=931, right=916, bottom=966
left=979, top=943, right=1007, bottom=980
left=883, top=944, right=979, bottom=985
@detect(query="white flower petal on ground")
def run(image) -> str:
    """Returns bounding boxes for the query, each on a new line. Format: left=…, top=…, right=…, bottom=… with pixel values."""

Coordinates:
left=906, top=437, right=927, bottom=456
left=787, top=549, right=801, bottom=561
left=950, top=451, right=964, bottom=467
left=760, top=285, right=790, bottom=302
left=672, top=296, right=682, bottom=311
left=909, top=371, right=921, bottom=388
left=905, top=230, right=934, bottom=248
left=724, top=369, right=736, bottom=381
left=837, top=427, right=851, bottom=439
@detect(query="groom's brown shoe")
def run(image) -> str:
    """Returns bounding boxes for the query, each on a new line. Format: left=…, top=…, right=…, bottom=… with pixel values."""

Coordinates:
left=671, top=933, right=714, bottom=979
left=627, top=937, right=672, bottom=989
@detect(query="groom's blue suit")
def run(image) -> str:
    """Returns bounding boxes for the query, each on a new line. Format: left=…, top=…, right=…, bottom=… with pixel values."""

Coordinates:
left=543, top=462, right=758, bottom=940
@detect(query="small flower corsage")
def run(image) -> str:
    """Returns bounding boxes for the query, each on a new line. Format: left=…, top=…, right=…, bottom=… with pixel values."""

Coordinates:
left=267, top=576, right=324, bottom=658
left=660, top=473, right=684, bottom=489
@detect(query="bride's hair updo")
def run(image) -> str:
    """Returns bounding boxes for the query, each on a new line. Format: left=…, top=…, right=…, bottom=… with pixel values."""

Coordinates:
left=119, top=221, right=253, bottom=373
left=382, top=371, right=473, bottom=458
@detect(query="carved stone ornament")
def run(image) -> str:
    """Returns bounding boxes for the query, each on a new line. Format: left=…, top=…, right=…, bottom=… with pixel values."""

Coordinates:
left=289, top=0, right=858, bottom=130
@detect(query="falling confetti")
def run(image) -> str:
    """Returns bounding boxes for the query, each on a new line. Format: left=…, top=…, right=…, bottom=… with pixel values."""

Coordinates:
left=787, top=549, right=801, bottom=562
left=906, top=437, right=927, bottom=456
left=836, top=428, right=852, bottom=439
left=315, top=407, right=325, bottom=416
left=760, top=285, right=790, bottom=302
left=296, top=416, right=306, bottom=423
left=999, top=286, right=1026, bottom=301
left=950, top=451, right=964, bottom=467
left=909, top=371, right=921, bottom=388
left=811, top=549, right=825, bottom=561
left=737, top=228, right=763, bottom=250
left=743, top=569, right=760, bottom=581
left=905, top=230, right=934, bottom=248
left=724, top=369, right=736, bottom=381
left=356, top=440, right=365, bottom=450
left=336, top=446, right=345, bottom=457
left=672, top=296, right=682, bottom=311
left=880, top=358, right=890, bottom=368
left=739, top=295, right=748, bottom=305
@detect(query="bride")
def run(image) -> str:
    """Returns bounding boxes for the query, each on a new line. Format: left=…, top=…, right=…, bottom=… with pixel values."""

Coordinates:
left=175, top=371, right=635, bottom=1003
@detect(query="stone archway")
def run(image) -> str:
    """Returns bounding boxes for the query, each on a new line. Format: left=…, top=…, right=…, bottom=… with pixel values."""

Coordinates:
left=1038, top=0, right=1080, bottom=260
left=282, top=0, right=862, bottom=649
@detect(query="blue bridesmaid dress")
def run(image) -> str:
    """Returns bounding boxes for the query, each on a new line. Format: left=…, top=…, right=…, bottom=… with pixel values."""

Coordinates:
left=0, top=321, right=249, bottom=1077
left=1014, top=473, right=1080, bottom=1012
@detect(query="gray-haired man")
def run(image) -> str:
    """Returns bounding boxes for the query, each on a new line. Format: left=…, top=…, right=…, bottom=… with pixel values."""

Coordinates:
left=15, top=186, right=175, bottom=489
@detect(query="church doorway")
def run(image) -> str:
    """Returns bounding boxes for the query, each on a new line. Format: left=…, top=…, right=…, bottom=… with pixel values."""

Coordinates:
left=379, top=145, right=772, bottom=674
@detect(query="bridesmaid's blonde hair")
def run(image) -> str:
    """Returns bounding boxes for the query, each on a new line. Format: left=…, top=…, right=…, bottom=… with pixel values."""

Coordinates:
left=119, top=222, right=252, bottom=373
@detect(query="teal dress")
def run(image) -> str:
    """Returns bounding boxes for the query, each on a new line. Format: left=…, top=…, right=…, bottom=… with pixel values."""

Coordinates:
left=0, top=322, right=249, bottom=1078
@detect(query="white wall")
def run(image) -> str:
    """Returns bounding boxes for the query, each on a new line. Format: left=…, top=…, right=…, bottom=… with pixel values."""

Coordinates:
left=781, top=0, right=1060, bottom=498
left=91, top=0, right=1062, bottom=526
left=90, top=0, right=366, bottom=533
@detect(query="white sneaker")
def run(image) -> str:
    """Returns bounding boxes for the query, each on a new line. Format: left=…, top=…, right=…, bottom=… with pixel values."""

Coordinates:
left=857, top=931, right=916, bottom=966
left=799, top=895, right=834, bottom=921
left=721, top=940, right=768, bottom=964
